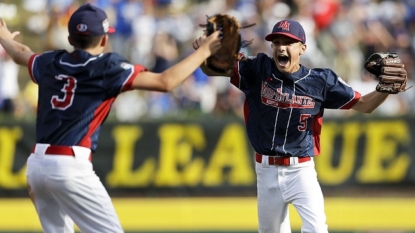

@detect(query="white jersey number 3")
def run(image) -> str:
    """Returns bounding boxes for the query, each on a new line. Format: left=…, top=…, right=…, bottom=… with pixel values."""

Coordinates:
left=51, top=75, right=77, bottom=110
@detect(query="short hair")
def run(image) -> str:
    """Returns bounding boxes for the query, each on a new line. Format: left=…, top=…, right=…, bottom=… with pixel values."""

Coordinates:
left=69, top=35, right=103, bottom=49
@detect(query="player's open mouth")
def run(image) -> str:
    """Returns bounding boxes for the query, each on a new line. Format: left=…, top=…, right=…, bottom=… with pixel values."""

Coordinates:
left=277, top=54, right=289, bottom=66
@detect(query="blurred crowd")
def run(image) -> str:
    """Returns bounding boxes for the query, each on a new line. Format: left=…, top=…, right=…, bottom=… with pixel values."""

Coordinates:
left=1, top=0, right=415, bottom=121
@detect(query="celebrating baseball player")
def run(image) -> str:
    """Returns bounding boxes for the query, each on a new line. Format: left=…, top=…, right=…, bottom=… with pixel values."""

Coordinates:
left=0, top=3, right=221, bottom=233
left=193, top=19, right=408, bottom=233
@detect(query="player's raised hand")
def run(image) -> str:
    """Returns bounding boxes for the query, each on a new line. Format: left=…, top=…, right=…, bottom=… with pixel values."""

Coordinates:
left=0, top=18, right=20, bottom=40
left=0, top=17, right=33, bottom=66
left=196, top=30, right=222, bottom=57
left=192, top=31, right=207, bottom=50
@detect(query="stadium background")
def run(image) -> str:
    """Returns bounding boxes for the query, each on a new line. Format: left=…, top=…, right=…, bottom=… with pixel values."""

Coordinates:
left=1, top=0, right=415, bottom=232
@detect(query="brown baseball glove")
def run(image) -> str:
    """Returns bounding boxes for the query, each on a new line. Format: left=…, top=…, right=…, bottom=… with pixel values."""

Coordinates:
left=364, top=52, right=411, bottom=94
left=199, top=14, right=254, bottom=75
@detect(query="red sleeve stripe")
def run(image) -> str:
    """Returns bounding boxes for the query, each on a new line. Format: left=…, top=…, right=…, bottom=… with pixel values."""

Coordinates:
left=340, top=91, right=361, bottom=109
left=28, top=54, right=39, bottom=84
left=121, top=64, right=148, bottom=92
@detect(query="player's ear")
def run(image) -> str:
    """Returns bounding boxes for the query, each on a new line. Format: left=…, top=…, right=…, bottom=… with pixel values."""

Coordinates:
left=299, top=43, right=306, bottom=55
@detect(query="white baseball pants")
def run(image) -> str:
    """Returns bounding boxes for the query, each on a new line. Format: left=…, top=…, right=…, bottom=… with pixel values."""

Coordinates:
left=255, top=157, right=328, bottom=233
left=26, top=144, right=124, bottom=233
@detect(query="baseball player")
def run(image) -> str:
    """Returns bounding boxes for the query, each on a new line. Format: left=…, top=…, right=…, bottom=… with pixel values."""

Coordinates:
left=193, top=19, right=392, bottom=232
left=0, top=3, right=221, bottom=233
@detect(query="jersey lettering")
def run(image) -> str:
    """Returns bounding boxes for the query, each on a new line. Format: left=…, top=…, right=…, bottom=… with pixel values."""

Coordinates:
left=261, top=82, right=315, bottom=109
left=51, top=75, right=77, bottom=110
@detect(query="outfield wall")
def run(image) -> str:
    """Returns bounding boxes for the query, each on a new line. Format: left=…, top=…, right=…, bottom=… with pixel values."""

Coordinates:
left=1, top=116, right=415, bottom=197
left=1, top=116, right=415, bottom=232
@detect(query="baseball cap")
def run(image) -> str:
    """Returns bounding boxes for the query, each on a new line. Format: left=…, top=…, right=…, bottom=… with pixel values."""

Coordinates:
left=68, top=3, right=115, bottom=36
left=265, top=19, right=306, bottom=44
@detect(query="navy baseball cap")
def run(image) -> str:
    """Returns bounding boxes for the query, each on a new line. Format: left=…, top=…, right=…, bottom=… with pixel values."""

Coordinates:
left=265, top=19, right=306, bottom=44
left=68, top=3, right=115, bottom=36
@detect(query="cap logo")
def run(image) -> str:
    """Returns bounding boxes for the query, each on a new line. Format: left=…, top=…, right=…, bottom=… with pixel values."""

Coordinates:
left=76, top=23, right=88, bottom=32
left=102, top=19, right=109, bottom=33
left=278, top=21, right=290, bottom=31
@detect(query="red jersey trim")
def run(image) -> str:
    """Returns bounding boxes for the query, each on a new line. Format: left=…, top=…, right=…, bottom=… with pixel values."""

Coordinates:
left=341, top=91, right=361, bottom=109
left=312, top=112, right=323, bottom=156
left=121, top=64, right=148, bottom=92
left=230, top=54, right=242, bottom=88
left=28, top=54, right=39, bottom=84
left=243, top=99, right=249, bottom=125
left=78, top=97, right=115, bottom=148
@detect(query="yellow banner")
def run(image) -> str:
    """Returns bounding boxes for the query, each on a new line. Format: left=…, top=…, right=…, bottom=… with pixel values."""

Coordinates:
left=0, top=118, right=414, bottom=195
left=1, top=197, right=415, bottom=231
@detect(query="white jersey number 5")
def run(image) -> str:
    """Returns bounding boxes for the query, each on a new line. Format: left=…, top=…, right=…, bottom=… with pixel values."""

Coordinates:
left=298, top=114, right=311, bottom=131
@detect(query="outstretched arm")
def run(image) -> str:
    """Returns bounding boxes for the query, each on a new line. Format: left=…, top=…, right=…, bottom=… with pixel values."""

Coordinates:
left=131, top=30, right=222, bottom=92
left=351, top=91, right=389, bottom=113
left=0, top=18, right=34, bottom=66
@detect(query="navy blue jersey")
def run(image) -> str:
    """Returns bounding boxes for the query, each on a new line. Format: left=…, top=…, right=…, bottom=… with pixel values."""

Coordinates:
left=28, top=50, right=146, bottom=151
left=231, top=53, right=361, bottom=157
